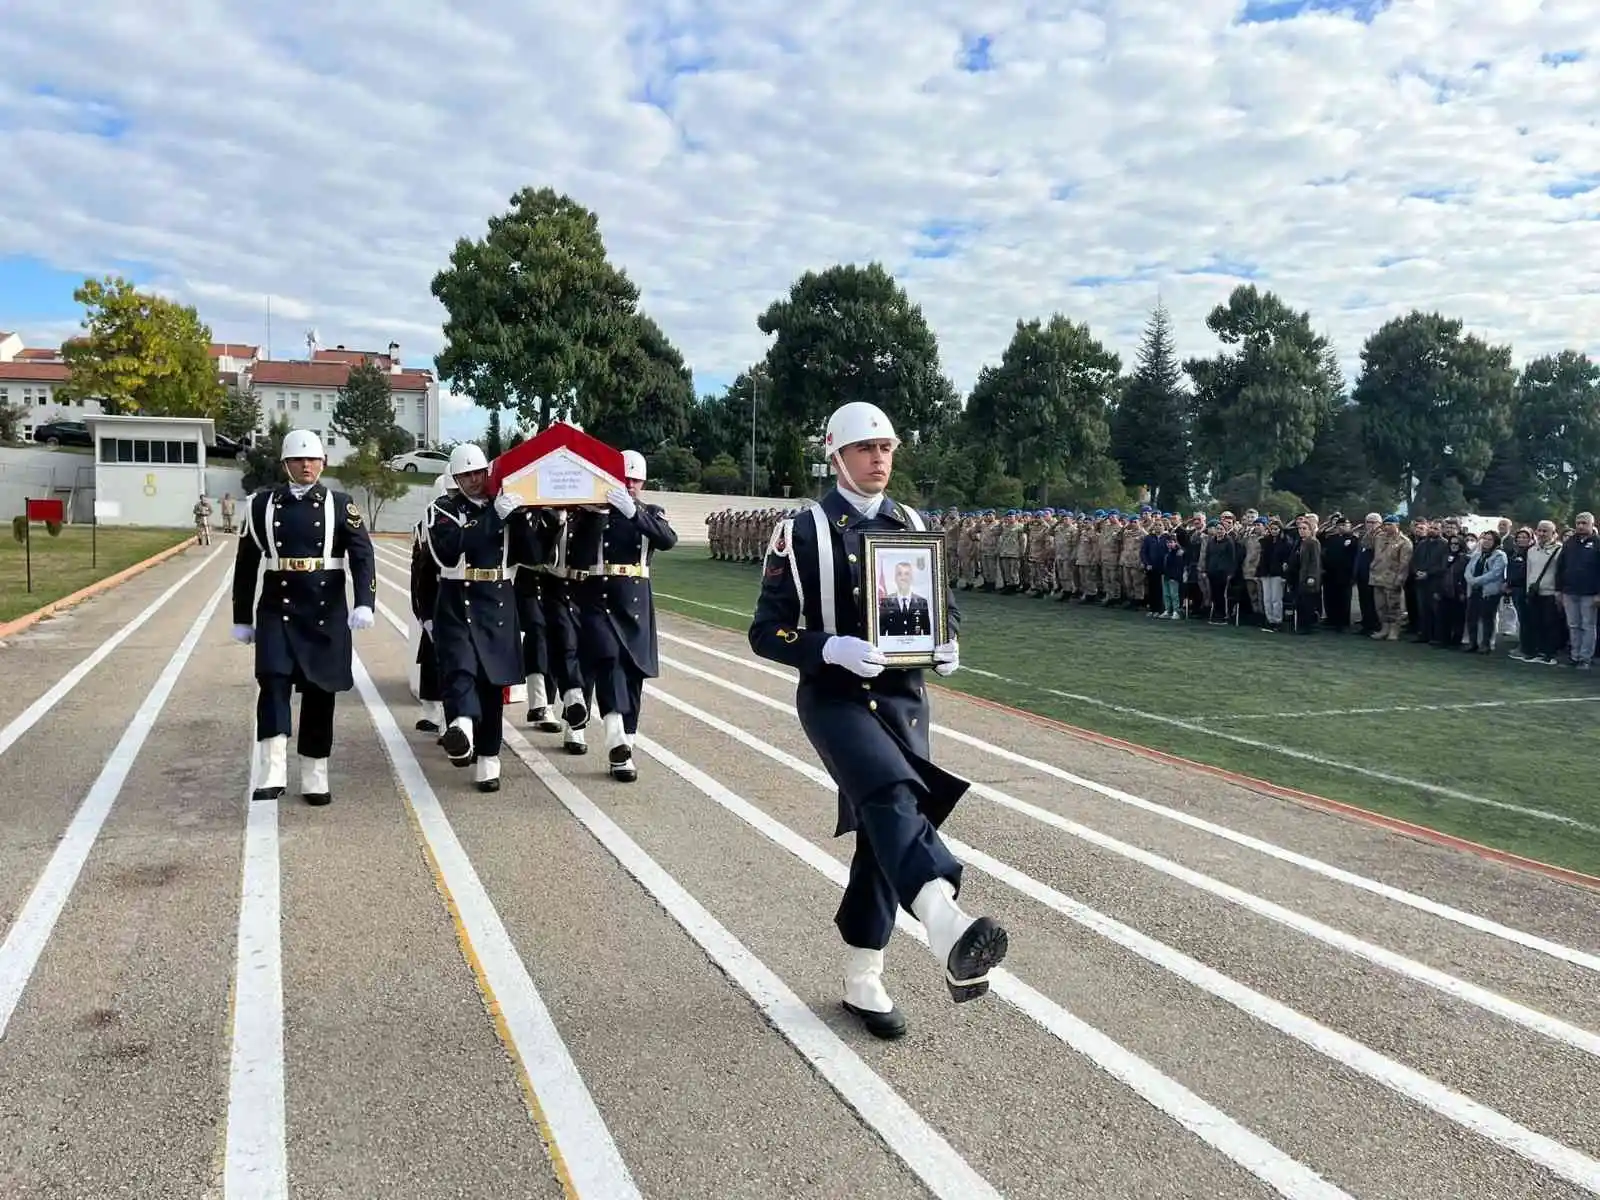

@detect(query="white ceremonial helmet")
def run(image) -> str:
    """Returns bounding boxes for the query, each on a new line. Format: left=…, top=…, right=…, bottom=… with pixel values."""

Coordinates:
left=448, top=442, right=489, bottom=476
left=434, top=472, right=456, bottom=496
left=822, top=402, right=898, bottom=458
left=622, top=450, right=647, bottom=482
left=280, top=428, right=326, bottom=460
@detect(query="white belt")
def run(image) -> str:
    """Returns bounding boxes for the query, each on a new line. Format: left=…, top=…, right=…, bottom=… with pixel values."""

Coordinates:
left=264, top=556, right=347, bottom=572
left=440, top=564, right=509, bottom=582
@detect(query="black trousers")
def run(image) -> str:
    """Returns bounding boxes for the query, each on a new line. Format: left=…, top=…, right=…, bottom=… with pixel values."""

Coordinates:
left=1357, top=581, right=1379, bottom=632
left=257, top=676, right=335, bottom=758
left=441, top=669, right=505, bottom=757
left=834, top=781, right=964, bottom=952
left=593, top=656, right=646, bottom=735
left=418, top=630, right=441, bottom=702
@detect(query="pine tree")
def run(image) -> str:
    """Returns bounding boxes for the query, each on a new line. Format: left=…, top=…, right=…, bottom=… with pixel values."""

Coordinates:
left=1110, top=302, right=1190, bottom=507
left=486, top=406, right=504, bottom=457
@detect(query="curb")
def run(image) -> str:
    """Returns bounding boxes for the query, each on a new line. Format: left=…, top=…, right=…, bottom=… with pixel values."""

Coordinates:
left=656, top=606, right=1600, bottom=896
left=0, top=535, right=197, bottom=642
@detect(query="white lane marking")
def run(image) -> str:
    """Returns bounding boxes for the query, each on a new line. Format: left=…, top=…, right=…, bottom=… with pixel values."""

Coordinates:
left=0, top=543, right=229, bottom=760
left=352, top=636, right=642, bottom=1199
left=223, top=713, right=288, bottom=1200
left=0, top=571, right=233, bottom=1038
left=647, top=616, right=1593, bottom=831
left=656, top=633, right=1600, bottom=975
left=646, top=666, right=1600, bottom=1061
left=495, top=720, right=1005, bottom=1200
left=1195, top=697, right=1600, bottom=722
left=634, top=725, right=1352, bottom=1200
left=643, top=682, right=1600, bottom=1193
left=654, top=590, right=750, bottom=619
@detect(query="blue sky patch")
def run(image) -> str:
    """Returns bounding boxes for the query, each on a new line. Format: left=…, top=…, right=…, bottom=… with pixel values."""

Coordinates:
left=1541, top=50, right=1585, bottom=66
left=0, top=256, right=155, bottom=329
left=912, top=220, right=980, bottom=259
left=960, top=34, right=994, bottom=72
left=1548, top=175, right=1599, bottom=199
left=1175, top=258, right=1259, bottom=279
left=1239, top=0, right=1389, bottom=25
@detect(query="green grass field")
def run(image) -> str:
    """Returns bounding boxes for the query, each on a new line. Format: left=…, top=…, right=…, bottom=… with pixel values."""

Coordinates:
left=650, top=553, right=1600, bottom=877
left=0, top=525, right=191, bottom=623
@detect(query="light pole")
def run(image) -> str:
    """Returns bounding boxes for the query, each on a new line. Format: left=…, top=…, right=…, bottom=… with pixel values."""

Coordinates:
left=750, top=368, right=768, bottom=497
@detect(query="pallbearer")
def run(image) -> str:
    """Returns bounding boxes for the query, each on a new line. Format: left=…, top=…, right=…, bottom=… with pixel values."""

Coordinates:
left=749, top=402, right=1008, bottom=1039
left=544, top=506, right=606, bottom=755
left=231, top=429, right=376, bottom=806
left=410, top=471, right=454, bottom=735
left=576, top=450, right=677, bottom=781
left=513, top=508, right=563, bottom=733
left=419, top=442, right=542, bottom=792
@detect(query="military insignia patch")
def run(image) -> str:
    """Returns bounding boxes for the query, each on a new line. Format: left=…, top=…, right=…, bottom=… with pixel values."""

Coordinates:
left=776, top=629, right=798, bottom=643
left=836, top=513, right=849, bottom=527
left=346, top=502, right=361, bottom=517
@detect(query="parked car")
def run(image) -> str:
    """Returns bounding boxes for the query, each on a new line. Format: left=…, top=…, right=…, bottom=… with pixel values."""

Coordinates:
left=209, top=433, right=250, bottom=462
left=31, top=419, right=94, bottom=448
left=385, top=448, right=450, bottom=474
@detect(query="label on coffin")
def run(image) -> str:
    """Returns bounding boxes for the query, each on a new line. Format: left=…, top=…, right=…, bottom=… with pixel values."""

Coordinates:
left=500, top=445, right=619, bottom=508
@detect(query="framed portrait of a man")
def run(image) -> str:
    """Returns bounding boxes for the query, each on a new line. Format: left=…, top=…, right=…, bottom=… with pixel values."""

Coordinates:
left=861, top=530, right=949, bottom=667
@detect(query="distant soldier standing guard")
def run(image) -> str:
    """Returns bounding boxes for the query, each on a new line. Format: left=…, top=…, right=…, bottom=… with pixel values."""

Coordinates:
left=575, top=450, right=677, bottom=782
left=193, top=494, right=213, bottom=546
left=418, top=443, right=543, bottom=792
left=750, top=401, right=1009, bottom=1041
left=231, top=429, right=377, bottom=805
left=219, top=492, right=237, bottom=534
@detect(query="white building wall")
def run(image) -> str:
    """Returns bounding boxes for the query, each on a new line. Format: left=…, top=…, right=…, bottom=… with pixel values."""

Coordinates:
left=253, top=384, right=436, bottom=463
left=93, top=426, right=210, bottom=527
left=0, top=382, right=104, bottom=441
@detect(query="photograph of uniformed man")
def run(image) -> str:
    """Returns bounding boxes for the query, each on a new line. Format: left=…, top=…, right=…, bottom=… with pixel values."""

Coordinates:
left=864, top=531, right=948, bottom=666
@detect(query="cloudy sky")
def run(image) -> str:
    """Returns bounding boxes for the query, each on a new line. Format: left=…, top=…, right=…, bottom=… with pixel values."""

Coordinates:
left=1, top=0, right=1596, bottom=442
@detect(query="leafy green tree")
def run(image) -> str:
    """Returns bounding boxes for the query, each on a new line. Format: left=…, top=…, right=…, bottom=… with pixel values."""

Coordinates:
left=963, top=314, right=1121, bottom=502
left=486, top=407, right=505, bottom=457
left=335, top=445, right=410, bottom=532
left=241, top=414, right=291, bottom=492
left=1273, top=403, right=1395, bottom=517
left=61, top=275, right=223, bottom=417
left=1354, top=310, right=1516, bottom=508
left=1183, top=285, right=1341, bottom=502
left=1110, top=302, right=1190, bottom=507
left=215, top=385, right=262, bottom=442
left=579, top=313, right=695, bottom=451
left=700, top=451, right=745, bottom=494
left=757, top=263, right=960, bottom=442
left=332, top=359, right=398, bottom=450
left=378, top=424, right=414, bottom=460
left=431, top=187, right=640, bottom=433
left=649, top=445, right=702, bottom=490
left=0, top=398, right=26, bottom=443
left=1510, top=350, right=1600, bottom=520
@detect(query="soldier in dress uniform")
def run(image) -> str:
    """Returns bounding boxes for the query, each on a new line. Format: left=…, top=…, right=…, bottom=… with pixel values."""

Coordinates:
left=542, top=506, right=606, bottom=755
left=410, top=471, right=454, bottom=735
left=572, top=450, right=677, bottom=782
left=231, top=429, right=377, bottom=805
left=417, top=443, right=544, bottom=792
left=513, top=508, right=564, bottom=734
left=750, top=401, right=1009, bottom=1041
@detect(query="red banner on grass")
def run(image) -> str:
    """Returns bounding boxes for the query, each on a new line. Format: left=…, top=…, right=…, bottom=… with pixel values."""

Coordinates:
left=25, top=498, right=64, bottom=523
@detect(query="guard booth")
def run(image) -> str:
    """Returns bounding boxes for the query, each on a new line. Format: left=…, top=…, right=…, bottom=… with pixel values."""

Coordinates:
left=85, top=415, right=216, bottom=527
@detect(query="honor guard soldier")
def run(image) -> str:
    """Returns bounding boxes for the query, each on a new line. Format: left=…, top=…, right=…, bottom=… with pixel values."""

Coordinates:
left=544, top=506, right=607, bottom=755
left=231, top=429, right=377, bottom=805
left=418, top=442, right=542, bottom=792
left=514, top=508, right=565, bottom=734
left=749, top=402, right=1008, bottom=1040
left=576, top=450, right=677, bottom=782
left=410, top=471, right=455, bottom=735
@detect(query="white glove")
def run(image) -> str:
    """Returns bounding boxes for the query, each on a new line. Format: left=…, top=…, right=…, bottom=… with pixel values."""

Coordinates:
left=606, top=487, right=637, bottom=519
left=933, top=639, right=959, bottom=677
left=348, top=606, right=375, bottom=631
left=822, top=635, right=886, bottom=678
left=231, top=624, right=254, bottom=644
left=422, top=620, right=433, bottom=635
left=492, top=490, right=521, bottom=519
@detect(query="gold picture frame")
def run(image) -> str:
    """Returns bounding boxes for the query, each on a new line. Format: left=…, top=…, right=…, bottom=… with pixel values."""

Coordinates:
left=861, top=530, right=949, bottom=668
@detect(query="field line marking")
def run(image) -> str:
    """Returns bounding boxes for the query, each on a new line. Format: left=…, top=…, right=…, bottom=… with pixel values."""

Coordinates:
left=222, top=709, right=288, bottom=1199
left=0, top=542, right=230, bottom=760
left=633, top=718, right=1353, bottom=1200
left=655, top=590, right=752, bottom=619
left=646, top=663, right=1600, bottom=1058
left=655, top=633, right=1600, bottom=976
left=642, top=681, right=1600, bottom=1193
left=495, top=721, right=1006, bottom=1200
left=1194, top=697, right=1600, bottom=722
left=362, top=606, right=639, bottom=1199
left=0, top=570, right=233, bottom=1039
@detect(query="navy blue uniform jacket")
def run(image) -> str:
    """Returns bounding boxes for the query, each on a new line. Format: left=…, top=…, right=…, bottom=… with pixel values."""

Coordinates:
left=749, top=488, right=968, bottom=837
left=418, top=494, right=543, bottom=687
left=576, top=501, right=678, bottom=677
left=232, top=483, right=377, bottom=693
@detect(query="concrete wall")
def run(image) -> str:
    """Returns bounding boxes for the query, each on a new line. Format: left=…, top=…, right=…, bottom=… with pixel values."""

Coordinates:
left=97, top=462, right=209, bottom=526
left=0, top=444, right=245, bottom=526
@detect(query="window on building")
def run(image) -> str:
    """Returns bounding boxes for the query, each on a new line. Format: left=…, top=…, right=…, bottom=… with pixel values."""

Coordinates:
left=313, top=397, right=322, bottom=411
left=99, top=437, right=199, bottom=464
left=291, top=398, right=300, bottom=410
left=415, top=433, right=426, bottom=449
left=23, top=388, right=34, bottom=404
left=275, top=391, right=286, bottom=410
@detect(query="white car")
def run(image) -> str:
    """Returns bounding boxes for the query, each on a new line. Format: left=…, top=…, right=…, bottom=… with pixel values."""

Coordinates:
left=385, top=448, right=451, bottom=474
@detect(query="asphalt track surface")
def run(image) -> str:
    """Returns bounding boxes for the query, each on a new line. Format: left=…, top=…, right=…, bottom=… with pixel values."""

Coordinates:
left=1, top=539, right=1598, bottom=1200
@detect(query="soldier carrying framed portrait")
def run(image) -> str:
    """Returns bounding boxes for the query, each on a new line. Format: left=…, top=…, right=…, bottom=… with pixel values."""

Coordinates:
left=862, top=529, right=950, bottom=668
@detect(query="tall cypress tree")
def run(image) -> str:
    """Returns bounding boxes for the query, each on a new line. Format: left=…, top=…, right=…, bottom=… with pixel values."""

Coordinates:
left=1111, top=302, right=1190, bottom=507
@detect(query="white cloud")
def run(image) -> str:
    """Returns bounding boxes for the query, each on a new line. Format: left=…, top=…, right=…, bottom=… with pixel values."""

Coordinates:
left=1, top=0, right=1597, bottom=445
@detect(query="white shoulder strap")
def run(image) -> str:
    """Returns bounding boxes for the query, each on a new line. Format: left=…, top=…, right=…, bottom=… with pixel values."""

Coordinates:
left=766, top=518, right=803, bottom=616
left=322, top=492, right=336, bottom=559
left=902, top=503, right=926, bottom=531
left=809, top=505, right=836, bottom=633
left=261, top=493, right=278, bottom=558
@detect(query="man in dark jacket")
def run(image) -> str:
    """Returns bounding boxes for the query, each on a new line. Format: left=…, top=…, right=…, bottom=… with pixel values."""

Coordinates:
left=1555, top=512, right=1599, bottom=669
left=231, top=429, right=376, bottom=806
left=750, top=401, right=1008, bottom=1041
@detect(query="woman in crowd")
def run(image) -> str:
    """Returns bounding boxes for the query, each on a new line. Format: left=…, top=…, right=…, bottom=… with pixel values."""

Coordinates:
left=1463, top=530, right=1508, bottom=654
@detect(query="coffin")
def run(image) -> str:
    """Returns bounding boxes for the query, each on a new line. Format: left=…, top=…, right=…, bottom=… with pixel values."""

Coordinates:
left=489, top=422, right=626, bottom=508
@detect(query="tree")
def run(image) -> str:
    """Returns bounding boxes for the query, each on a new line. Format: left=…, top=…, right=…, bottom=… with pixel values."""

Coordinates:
left=241, top=414, right=291, bottom=493
left=963, top=314, right=1121, bottom=501
left=331, top=359, right=397, bottom=450
left=335, top=446, right=410, bottom=533
left=486, top=407, right=505, bottom=458
left=1273, top=403, right=1396, bottom=517
left=0, top=398, right=28, bottom=443
left=757, top=263, right=960, bottom=442
left=378, top=424, right=414, bottom=460
left=1110, top=302, right=1190, bottom=508
left=431, top=187, right=640, bottom=433
left=1509, top=350, right=1600, bottom=520
left=1354, top=311, right=1516, bottom=509
left=216, top=385, right=262, bottom=442
left=579, top=313, right=696, bottom=451
left=61, top=275, right=223, bottom=417
left=1183, top=285, right=1341, bottom=503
